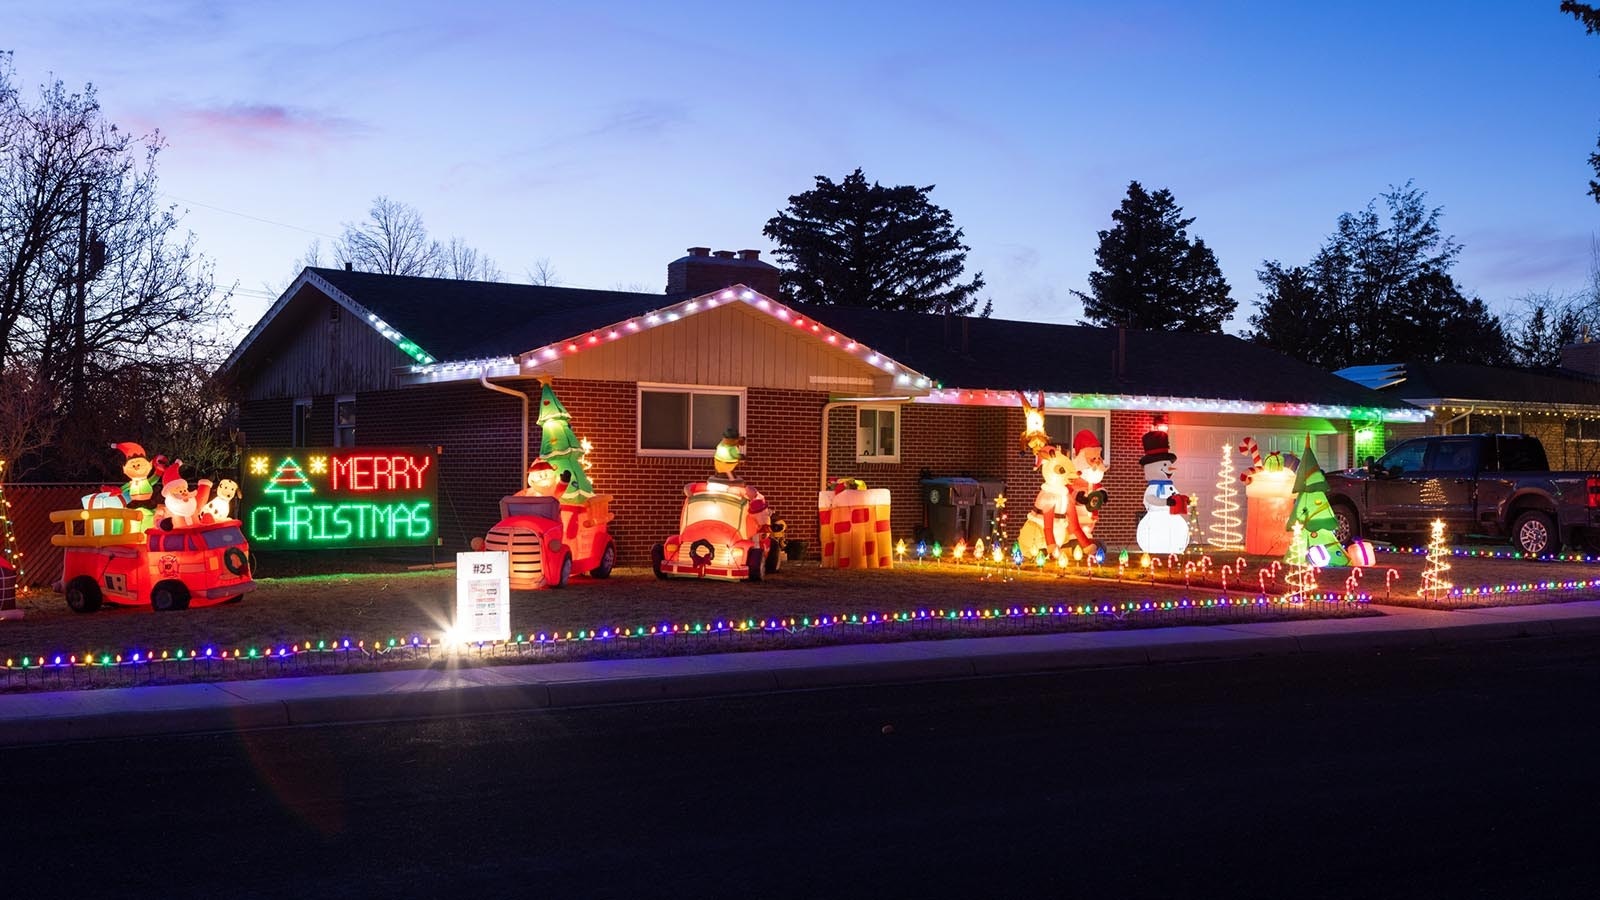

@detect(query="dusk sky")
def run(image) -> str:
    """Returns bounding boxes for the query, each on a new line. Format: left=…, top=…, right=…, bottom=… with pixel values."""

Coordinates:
left=4, top=1, right=1596, bottom=334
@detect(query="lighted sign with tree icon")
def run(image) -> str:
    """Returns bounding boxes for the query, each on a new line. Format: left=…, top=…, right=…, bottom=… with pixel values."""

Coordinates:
left=242, top=447, right=440, bottom=549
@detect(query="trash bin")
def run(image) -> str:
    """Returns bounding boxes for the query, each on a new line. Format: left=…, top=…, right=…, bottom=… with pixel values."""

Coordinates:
left=972, top=479, right=1008, bottom=542
left=920, top=477, right=980, bottom=546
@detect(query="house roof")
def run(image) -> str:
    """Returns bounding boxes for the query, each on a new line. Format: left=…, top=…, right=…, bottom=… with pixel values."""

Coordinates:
left=796, top=305, right=1419, bottom=416
left=1336, top=361, right=1600, bottom=412
left=225, top=269, right=1421, bottom=420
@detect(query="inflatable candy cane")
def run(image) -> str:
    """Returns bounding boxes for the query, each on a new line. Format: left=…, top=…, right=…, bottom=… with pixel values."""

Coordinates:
left=1238, top=437, right=1263, bottom=484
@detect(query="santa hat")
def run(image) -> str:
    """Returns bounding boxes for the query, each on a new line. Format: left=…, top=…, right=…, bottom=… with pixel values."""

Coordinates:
left=526, top=460, right=555, bottom=474
left=161, top=460, right=186, bottom=491
left=1138, top=430, right=1176, bottom=466
left=1072, top=429, right=1101, bottom=455
left=110, top=441, right=147, bottom=460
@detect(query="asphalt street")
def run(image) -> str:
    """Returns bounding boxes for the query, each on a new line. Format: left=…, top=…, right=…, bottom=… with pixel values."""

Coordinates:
left=11, top=634, right=1600, bottom=899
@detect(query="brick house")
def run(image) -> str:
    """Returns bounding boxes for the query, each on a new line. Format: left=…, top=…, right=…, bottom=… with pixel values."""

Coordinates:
left=224, top=249, right=1425, bottom=564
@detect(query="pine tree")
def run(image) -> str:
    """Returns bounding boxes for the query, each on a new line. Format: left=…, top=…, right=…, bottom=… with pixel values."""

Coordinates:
left=1209, top=443, right=1243, bottom=550
left=1285, top=439, right=1348, bottom=567
left=536, top=379, right=595, bottom=501
left=1074, top=181, right=1235, bottom=332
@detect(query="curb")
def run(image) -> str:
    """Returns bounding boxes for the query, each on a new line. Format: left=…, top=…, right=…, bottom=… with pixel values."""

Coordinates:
left=4, top=601, right=1600, bottom=748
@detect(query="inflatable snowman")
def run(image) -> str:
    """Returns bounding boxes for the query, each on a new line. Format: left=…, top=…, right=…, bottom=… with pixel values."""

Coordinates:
left=1136, top=428, right=1190, bottom=554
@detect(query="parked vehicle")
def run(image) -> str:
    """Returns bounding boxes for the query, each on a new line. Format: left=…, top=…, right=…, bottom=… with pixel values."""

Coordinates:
left=652, top=480, right=780, bottom=582
left=481, top=494, right=615, bottom=589
left=1325, top=434, right=1600, bottom=555
left=52, top=507, right=256, bottom=612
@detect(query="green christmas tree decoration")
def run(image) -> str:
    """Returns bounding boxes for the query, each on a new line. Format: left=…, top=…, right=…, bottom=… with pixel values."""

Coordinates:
left=536, top=378, right=596, bottom=501
left=264, top=457, right=314, bottom=504
left=1285, top=438, right=1348, bottom=567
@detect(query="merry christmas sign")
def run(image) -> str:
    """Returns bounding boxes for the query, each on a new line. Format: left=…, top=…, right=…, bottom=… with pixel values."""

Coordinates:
left=242, top=447, right=439, bottom=549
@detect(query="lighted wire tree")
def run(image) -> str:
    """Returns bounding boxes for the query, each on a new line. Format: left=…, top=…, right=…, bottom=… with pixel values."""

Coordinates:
left=1419, top=519, right=1454, bottom=602
left=1284, top=521, right=1317, bottom=600
left=1209, top=443, right=1243, bottom=550
left=1, top=458, right=23, bottom=617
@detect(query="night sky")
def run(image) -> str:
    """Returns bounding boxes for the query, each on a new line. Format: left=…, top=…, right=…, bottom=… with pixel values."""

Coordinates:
left=4, top=0, right=1595, bottom=333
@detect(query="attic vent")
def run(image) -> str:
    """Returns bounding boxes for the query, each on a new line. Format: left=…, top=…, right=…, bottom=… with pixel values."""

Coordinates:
left=329, top=302, right=341, bottom=323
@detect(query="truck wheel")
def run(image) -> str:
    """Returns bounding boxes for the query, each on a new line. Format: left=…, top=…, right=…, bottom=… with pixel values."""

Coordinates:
left=746, top=548, right=764, bottom=582
left=1511, top=511, right=1558, bottom=556
left=65, top=576, right=103, bottom=614
left=651, top=544, right=668, bottom=580
left=151, top=580, right=191, bottom=612
left=591, top=543, right=615, bottom=579
left=552, top=554, right=572, bottom=589
left=1332, top=502, right=1361, bottom=545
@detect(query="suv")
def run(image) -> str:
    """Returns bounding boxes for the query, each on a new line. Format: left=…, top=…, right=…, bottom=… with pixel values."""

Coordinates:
left=53, top=507, right=256, bottom=612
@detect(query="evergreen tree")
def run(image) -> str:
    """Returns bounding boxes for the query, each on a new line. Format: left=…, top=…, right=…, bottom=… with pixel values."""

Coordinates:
left=763, top=168, right=990, bottom=315
left=1249, top=184, right=1508, bottom=368
left=536, top=379, right=595, bottom=501
left=1074, top=181, right=1235, bottom=332
left=1563, top=2, right=1600, bottom=202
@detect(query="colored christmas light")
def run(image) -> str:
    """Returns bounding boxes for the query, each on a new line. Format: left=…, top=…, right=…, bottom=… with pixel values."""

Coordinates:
left=1209, top=443, right=1243, bottom=551
left=1419, top=519, right=1453, bottom=602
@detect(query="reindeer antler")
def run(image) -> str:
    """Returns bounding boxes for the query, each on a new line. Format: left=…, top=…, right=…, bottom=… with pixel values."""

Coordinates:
left=1018, top=390, right=1052, bottom=456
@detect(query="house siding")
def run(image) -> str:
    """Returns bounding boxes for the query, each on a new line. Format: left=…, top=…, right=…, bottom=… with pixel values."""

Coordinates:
left=240, top=288, right=410, bottom=402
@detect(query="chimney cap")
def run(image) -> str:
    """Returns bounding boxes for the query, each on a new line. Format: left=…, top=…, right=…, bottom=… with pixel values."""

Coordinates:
left=712, top=250, right=736, bottom=259
left=737, top=249, right=761, bottom=261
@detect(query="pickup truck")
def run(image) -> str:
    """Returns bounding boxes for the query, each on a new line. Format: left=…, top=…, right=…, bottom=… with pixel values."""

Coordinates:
left=1325, top=434, right=1600, bottom=555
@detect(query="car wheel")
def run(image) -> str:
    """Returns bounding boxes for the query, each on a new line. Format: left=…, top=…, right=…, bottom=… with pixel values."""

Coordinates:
left=554, top=554, right=572, bottom=588
left=1332, top=502, right=1360, bottom=545
left=745, top=548, right=764, bottom=582
left=651, top=544, right=668, bottom=580
left=150, top=580, right=191, bottom=612
left=65, top=575, right=103, bottom=614
left=1511, top=510, right=1558, bottom=556
left=591, top=543, right=615, bottom=579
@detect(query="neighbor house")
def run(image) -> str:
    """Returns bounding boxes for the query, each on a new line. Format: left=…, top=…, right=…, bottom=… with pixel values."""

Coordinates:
left=1337, top=349, right=1600, bottom=470
left=223, top=248, right=1426, bottom=563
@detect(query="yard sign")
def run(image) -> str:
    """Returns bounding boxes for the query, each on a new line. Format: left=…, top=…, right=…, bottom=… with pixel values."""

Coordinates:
left=242, top=447, right=439, bottom=549
left=455, top=551, right=510, bottom=643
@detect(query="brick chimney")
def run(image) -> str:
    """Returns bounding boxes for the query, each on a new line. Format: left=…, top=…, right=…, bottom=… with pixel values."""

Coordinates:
left=1560, top=334, right=1600, bottom=377
left=666, top=246, right=781, bottom=299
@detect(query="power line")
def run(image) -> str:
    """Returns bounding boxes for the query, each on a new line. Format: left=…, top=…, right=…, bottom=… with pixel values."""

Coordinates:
left=158, top=192, right=340, bottom=240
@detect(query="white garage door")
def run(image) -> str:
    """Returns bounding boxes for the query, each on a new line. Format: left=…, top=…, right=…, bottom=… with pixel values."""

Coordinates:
left=1167, top=426, right=1347, bottom=540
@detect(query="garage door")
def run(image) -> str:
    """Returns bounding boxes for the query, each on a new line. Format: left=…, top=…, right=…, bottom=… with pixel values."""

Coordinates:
left=1166, top=426, right=1347, bottom=542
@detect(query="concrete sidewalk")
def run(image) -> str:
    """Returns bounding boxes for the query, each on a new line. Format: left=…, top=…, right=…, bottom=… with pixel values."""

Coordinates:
left=4, top=599, right=1600, bottom=747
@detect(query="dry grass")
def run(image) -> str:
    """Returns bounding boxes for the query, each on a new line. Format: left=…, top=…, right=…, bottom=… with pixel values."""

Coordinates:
left=4, top=548, right=1596, bottom=691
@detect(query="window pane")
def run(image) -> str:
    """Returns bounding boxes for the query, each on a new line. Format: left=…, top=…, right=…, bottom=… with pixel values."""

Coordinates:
left=1070, top=416, right=1106, bottom=454
left=1043, top=414, right=1070, bottom=447
left=691, top=393, right=739, bottom=450
left=858, top=409, right=878, bottom=456
left=877, top=409, right=896, bottom=456
left=641, top=391, right=690, bottom=450
left=1380, top=440, right=1427, bottom=474
left=1428, top=439, right=1477, bottom=475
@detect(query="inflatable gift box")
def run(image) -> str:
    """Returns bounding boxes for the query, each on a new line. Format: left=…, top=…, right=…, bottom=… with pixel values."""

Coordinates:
left=81, top=491, right=128, bottom=535
left=818, top=487, right=892, bottom=569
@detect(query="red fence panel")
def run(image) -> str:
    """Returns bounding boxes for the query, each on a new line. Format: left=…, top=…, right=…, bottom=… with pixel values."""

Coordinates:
left=2, top=483, right=99, bottom=588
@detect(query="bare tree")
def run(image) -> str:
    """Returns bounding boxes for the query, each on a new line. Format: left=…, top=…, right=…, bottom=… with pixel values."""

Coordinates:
left=527, top=257, right=560, bottom=286
left=334, top=196, right=440, bottom=276
left=0, top=364, right=59, bottom=477
left=1, top=57, right=229, bottom=477
left=440, top=236, right=501, bottom=281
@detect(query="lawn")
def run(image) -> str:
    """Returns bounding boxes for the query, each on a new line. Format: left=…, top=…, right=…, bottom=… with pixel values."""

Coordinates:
left=4, top=546, right=1597, bottom=690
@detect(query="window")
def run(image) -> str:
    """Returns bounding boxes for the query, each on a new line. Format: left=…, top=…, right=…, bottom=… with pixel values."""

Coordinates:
left=1378, top=440, right=1427, bottom=475
left=1044, top=413, right=1109, bottom=460
left=1427, top=438, right=1477, bottom=475
left=637, top=385, right=743, bottom=454
left=334, top=395, right=356, bottom=447
left=857, top=406, right=900, bottom=462
left=291, top=398, right=312, bottom=448
left=1565, top=419, right=1600, bottom=443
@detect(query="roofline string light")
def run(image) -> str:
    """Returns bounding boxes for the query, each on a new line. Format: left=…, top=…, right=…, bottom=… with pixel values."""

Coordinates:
left=919, top=388, right=1431, bottom=423
left=400, top=286, right=934, bottom=389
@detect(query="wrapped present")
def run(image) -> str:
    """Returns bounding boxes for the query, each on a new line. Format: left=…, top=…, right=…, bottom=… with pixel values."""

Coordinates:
left=818, top=487, right=893, bottom=569
left=81, top=491, right=128, bottom=535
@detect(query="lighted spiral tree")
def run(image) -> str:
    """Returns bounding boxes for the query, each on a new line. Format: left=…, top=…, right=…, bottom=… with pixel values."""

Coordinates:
left=0, top=459, right=23, bottom=618
left=1419, top=519, right=1454, bottom=602
left=1209, top=443, right=1243, bottom=550
left=1284, top=521, right=1317, bottom=600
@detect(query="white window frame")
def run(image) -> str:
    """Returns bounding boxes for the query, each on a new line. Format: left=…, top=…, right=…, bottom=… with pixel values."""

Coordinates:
left=333, top=394, right=356, bottom=448
left=292, top=398, right=312, bottom=448
left=636, top=382, right=746, bottom=457
left=856, top=404, right=902, bottom=463
left=1043, top=411, right=1111, bottom=462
